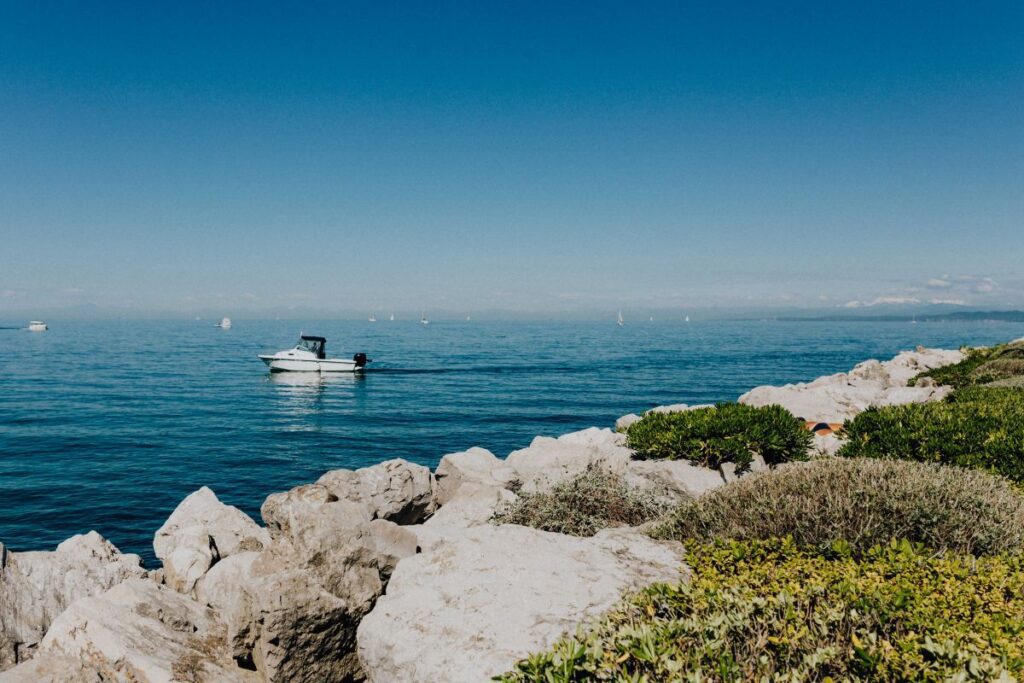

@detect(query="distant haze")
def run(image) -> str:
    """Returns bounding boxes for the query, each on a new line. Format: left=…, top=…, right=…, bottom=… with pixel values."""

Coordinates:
left=2, top=1, right=1022, bottom=316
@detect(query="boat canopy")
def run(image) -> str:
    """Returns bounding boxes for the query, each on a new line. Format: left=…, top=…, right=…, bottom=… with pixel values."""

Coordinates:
left=297, top=335, right=327, bottom=359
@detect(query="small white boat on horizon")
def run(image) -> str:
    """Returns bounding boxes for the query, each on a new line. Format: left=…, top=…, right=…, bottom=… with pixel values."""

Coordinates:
left=420, top=312, right=429, bottom=325
left=27, top=321, right=47, bottom=331
left=389, top=313, right=395, bottom=321
left=617, top=311, right=624, bottom=326
left=259, top=335, right=370, bottom=373
left=217, top=317, right=232, bottom=329
left=368, top=313, right=377, bottom=322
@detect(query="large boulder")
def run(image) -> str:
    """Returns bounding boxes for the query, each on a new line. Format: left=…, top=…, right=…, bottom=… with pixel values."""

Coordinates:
left=623, top=458, right=726, bottom=498
left=153, top=487, right=270, bottom=596
left=317, top=459, right=436, bottom=525
left=0, top=650, right=107, bottom=682
left=3, top=579, right=257, bottom=683
left=614, top=413, right=641, bottom=431
left=424, top=482, right=519, bottom=529
left=506, top=428, right=632, bottom=493
left=738, top=347, right=964, bottom=422
left=0, top=532, right=146, bottom=671
left=196, top=488, right=418, bottom=682
left=357, top=525, right=687, bottom=682
left=433, top=447, right=517, bottom=506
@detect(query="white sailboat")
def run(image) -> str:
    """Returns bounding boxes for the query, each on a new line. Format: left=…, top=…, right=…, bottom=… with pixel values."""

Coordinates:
left=368, top=313, right=377, bottom=322
left=685, top=315, right=690, bottom=322
left=617, top=311, right=624, bottom=326
left=420, top=311, right=429, bottom=325
left=389, top=313, right=394, bottom=321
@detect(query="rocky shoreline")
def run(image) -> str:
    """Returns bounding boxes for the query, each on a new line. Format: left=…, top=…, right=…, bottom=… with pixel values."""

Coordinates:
left=0, top=346, right=965, bottom=683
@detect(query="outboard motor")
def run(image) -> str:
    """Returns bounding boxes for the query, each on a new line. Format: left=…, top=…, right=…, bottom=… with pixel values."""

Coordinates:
left=353, top=352, right=370, bottom=368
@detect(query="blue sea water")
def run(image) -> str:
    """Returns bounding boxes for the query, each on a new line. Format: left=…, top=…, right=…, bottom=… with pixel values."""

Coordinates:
left=1, top=318, right=1021, bottom=565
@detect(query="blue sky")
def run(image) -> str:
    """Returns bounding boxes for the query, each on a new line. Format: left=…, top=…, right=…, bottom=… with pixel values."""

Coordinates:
left=1, top=1, right=1022, bottom=316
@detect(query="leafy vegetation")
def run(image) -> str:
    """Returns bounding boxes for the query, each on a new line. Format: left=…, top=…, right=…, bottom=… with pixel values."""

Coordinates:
left=491, top=465, right=673, bottom=537
left=624, top=403, right=812, bottom=470
left=838, top=386, right=1024, bottom=483
left=910, top=341, right=1024, bottom=388
left=653, top=457, right=1024, bottom=557
left=498, top=538, right=1024, bottom=682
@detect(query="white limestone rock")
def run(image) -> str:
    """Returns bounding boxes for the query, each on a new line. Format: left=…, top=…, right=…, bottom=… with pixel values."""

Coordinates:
left=194, top=552, right=261, bottom=665
left=812, top=432, right=844, bottom=457
left=153, top=486, right=269, bottom=596
left=198, top=492, right=417, bottom=682
left=720, top=453, right=769, bottom=484
left=646, top=403, right=714, bottom=415
left=623, top=459, right=725, bottom=498
left=16, top=579, right=257, bottom=683
left=261, top=483, right=340, bottom=538
left=317, top=459, right=436, bottom=525
left=425, top=482, right=519, bottom=529
left=614, top=413, right=641, bottom=431
left=0, top=650, right=107, bottom=682
left=433, top=447, right=517, bottom=506
left=0, top=532, right=146, bottom=671
left=738, top=347, right=964, bottom=422
left=506, top=427, right=633, bottom=493
left=356, top=525, right=687, bottom=683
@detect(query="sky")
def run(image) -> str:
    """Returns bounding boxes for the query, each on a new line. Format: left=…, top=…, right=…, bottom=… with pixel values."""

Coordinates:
left=1, top=1, right=1022, bottom=317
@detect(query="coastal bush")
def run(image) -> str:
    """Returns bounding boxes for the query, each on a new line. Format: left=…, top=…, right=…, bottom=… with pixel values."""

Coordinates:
left=910, top=341, right=1024, bottom=388
left=838, top=387, right=1024, bottom=483
left=624, top=403, right=811, bottom=470
left=490, top=466, right=672, bottom=537
left=498, top=538, right=1024, bottom=682
left=652, top=458, right=1024, bottom=557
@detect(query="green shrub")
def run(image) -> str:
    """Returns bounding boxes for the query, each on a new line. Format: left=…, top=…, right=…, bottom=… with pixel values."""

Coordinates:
left=838, top=386, right=1024, bottom=482
left=625, top=403, right=812, bottom=470
left=498, top=538, right=1024, bottom=682
left=910, top=341, right=1024, bottom=388
left=652, top=458, right=1024, bottom=557
left=491, top=465, right=673, bottom=537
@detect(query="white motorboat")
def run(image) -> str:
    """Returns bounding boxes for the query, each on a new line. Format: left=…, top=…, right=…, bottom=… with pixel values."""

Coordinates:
left=259, top=335, right=370, bottom=373
left=217, top=317, right=232, bottom=329
left=420, top=312, right=429, bottom=325
left=27, top=320, right=47, bottom=331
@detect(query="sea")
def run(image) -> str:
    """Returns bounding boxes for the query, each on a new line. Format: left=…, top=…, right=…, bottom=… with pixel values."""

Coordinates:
left=1, top=318, right=1021, bottom=565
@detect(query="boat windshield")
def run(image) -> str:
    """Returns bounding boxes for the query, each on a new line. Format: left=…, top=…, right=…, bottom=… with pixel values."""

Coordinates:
left=297, top=337, right=326, bottom=359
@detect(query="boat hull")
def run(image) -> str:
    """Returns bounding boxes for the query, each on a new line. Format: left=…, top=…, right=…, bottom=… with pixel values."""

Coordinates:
left=259, top=356, right=361, bottom=373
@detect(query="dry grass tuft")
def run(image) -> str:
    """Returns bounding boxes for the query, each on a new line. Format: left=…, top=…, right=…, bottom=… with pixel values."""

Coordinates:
left=492, top=465, right=674, bottom=537
left=653, top=457, right=1024, bottom=557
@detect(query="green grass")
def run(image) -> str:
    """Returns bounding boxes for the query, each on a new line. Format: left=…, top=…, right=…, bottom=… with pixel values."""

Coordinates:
left=624, top=403, right=812, bottom=470
left=498, top=538, right=1024, bottom=682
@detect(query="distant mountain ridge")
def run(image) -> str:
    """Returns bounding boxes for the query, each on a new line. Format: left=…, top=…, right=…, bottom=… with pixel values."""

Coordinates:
left=776, top=310, right=1024, bottom=323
